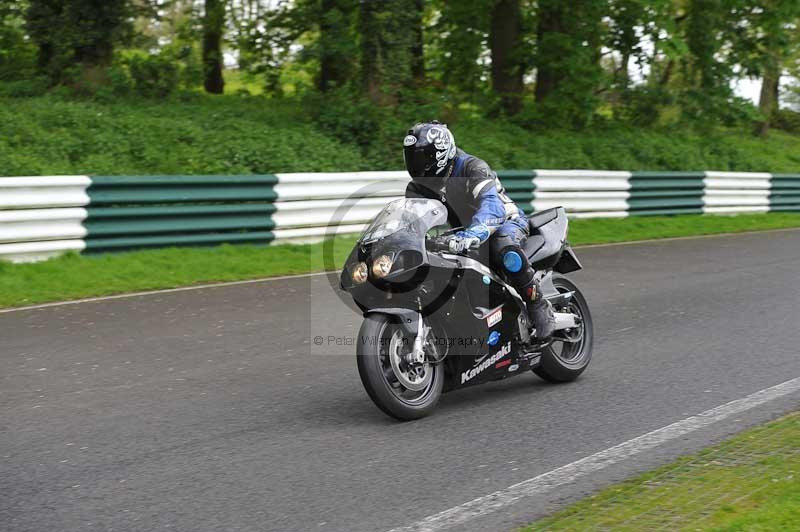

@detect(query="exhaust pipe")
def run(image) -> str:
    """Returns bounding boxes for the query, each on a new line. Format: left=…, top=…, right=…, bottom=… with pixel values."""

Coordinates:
left=553, top=312, right=579, bottom=331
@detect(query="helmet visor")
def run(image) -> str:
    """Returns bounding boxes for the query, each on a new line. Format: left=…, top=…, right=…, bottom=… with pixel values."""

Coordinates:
left=404, top=146, right=438, bottom=178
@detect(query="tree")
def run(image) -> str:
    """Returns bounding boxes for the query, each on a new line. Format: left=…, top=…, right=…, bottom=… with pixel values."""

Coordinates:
left=202, top=0, right=225, bottom=94
left=26, top=0, right=131, bottom=83
left=358, top=0, right=417, bottom=104
left=0, top=0, right=36, bottom=81
left=359, top=0, right=382, bottom=101
left=426, top=0, right=492, bottom=102
left=606, top=0, right=648, bottom=91
left=534, top=0, right=606, bottom=126
left=735, top=0, right=800, bottom=135
left=319, top=0, right=356, bottom=91
left=684, top=0, right=732, bottom=92
left=490, top=0, right=524, bottom=115
left=410, top=0, right=425, bottom=85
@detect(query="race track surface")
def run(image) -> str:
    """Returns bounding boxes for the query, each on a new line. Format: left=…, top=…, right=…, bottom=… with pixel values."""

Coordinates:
left=2, top=230, right=800, bottom=532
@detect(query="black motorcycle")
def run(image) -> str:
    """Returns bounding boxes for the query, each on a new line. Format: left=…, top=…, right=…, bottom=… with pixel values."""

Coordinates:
left=339, top=198, right=593, bottom=420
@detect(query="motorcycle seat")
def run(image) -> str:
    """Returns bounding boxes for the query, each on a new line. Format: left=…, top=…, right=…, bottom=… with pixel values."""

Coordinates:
left=523, top=207, right=568, bottom=270
left=528, top=208, right=559, bottom=229
left=522, top=234, right=545, bottom=258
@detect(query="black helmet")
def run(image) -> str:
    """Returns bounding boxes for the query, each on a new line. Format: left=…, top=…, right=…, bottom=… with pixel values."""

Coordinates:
left=403, top=121, right=457, bottom=182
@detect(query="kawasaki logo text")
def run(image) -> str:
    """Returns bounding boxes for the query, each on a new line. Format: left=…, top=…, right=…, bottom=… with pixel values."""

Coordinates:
left=461, top=342, right=511, bottom=384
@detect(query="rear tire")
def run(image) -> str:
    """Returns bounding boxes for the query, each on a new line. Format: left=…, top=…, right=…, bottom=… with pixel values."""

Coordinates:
left=533, top=275, right=594, bottom=383
left=357, top=315, right=444, bottom=421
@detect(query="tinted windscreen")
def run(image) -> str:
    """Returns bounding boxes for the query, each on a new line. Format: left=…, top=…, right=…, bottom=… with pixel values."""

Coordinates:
left=360, top=198, right=447, bottom=243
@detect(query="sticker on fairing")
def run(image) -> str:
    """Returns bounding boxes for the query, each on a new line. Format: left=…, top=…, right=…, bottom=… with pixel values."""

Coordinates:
left=486, top=308, right=502, bottom=327
left=403, top=135, right=417, bottom=146
left=461, top=342, right=511, bottom=384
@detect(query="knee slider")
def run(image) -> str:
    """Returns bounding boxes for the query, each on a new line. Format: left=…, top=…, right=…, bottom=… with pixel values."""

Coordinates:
left=502, top=249, right=524, bottom=273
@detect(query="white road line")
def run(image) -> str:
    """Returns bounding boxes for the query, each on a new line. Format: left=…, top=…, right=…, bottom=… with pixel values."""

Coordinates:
left=0, top=271, right=332, bottom=314
left=2, top=226, right=799, bottom=315
left=389, top=376, right=800, bottom=532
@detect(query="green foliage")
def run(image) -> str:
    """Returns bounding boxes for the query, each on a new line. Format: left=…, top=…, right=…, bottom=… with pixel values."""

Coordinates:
left=358, top=0, right=422, bottom=102
left=314, top=0, right=358, bottom=92
left=426, top=0, right=492, bottom=101
left=0, top=93, right=367, bottom=176
left=25, top=0, right=132, bottom=83
left=3, top=2, right=800, bottom=175
left=684, top=0, right=736, bottom=91
left=614, top=86, right=674, bottom=126
left=7, top=0, right=800, bottom=135
left=773, top=109, right=800, bottom=134
left=2, top=92, right=800, bottom=177
left=0, top=77, right=49, bottom=98
left=127, top=52, right=180, bottom=99
left=226, top=0, right=325, bottom=96
left=533, top=0, right=607, bottom=127
left=0, top=1, right=36, bottom=81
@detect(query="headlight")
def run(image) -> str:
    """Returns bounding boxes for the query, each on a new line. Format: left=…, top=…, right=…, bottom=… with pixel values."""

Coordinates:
left=372, top=255, right=393, bottom=278
left=352, top=262, right=368, bottom=284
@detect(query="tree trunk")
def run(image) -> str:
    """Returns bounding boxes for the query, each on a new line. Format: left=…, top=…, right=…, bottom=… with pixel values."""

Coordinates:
left=203, top=0, right=225, bottom=94
left=359, top=0, right=383, bottom=103
left=410, top=0, right=425, bottom=85
left=490, top=0, right=523, bottom=115
left=756, top=62, right=780, bottom=136
left=618, top=52, right=630, bottom=90
left=319, top=0, right=351, bottom=91
left=534, top=0, right=563, bottom=103
left=686, top=0, right=723, bottom=90
left=659, top=58, right=674, bottom=87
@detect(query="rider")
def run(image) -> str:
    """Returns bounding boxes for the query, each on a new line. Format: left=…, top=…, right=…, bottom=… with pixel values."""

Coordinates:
left=402, top=121, right=555, bottom=339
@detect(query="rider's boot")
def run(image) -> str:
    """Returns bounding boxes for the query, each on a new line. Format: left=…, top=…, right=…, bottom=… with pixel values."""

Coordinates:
left=522, top=279, right=555, bottom=339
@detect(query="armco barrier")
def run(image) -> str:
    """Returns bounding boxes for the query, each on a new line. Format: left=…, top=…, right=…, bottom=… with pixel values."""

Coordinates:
left=0, top=170, right=797, bottom=262
left=0, top=176, right=91, bottom=262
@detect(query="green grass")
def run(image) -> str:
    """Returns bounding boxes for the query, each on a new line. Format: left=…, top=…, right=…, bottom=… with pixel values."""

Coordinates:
left=0, top=236, right=359, bottom=308
left=1, top=213, right=800, bottom=309
left=521, top=412, right=800, bottom=531
left=3, top=90, right=800, bottom=176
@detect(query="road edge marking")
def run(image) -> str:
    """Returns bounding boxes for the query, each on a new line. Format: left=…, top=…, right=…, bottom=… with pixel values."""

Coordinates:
left=388, top=376, right=800, bottom=532
left=0, top=271, right=333, bottom=314
left=3, top=226, right=800, bottom=314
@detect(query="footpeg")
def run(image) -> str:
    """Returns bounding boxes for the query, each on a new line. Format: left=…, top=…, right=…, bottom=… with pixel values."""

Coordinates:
left=519, top=351, right=542, bottom=367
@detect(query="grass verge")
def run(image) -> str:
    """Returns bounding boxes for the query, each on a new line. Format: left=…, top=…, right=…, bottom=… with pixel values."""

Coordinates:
left=2, top=213, right=800, bottom=309
left=521, top=412, right=800, bottom=531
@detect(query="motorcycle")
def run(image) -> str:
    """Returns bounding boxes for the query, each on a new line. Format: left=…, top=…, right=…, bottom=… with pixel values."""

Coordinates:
left=339, top=198, right=593, bottom=420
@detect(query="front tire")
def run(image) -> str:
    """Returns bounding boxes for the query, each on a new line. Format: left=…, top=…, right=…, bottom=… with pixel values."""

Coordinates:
left=533, top=275, right=594, bottom=383
left=357, top=315, right=444, bottom=421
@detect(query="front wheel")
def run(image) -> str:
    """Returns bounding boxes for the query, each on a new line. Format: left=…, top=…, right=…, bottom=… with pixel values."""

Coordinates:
left=357, top=315, right=444, bottom=421
left=533, top=275, right=594, bottom=383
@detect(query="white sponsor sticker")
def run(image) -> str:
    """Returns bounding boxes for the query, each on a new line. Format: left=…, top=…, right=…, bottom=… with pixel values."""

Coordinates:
left=508, top=364, right=519, bottom=372
left=403, top=135, right=417, bottom=146
left=486, top=308, right=502, bottom=327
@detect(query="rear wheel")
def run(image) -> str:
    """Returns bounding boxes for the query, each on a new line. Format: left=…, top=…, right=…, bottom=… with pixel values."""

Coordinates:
left=533, top=275, right=593, bottom=383
left=356, top=315, right=444, bottom=421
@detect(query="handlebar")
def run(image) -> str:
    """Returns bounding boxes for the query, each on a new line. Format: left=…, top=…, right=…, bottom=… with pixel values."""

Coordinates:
left=427, top=235, right=453, bottom=253
left=426, top=234, right=480, bottom=257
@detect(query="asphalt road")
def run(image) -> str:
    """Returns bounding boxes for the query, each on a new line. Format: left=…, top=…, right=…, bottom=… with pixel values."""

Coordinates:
left=2, top=230, right=800, bottom=532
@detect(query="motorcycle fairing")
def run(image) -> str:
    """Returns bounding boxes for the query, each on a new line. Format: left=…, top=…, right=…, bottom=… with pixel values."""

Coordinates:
left=340, top=197, right=567, bottom=392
